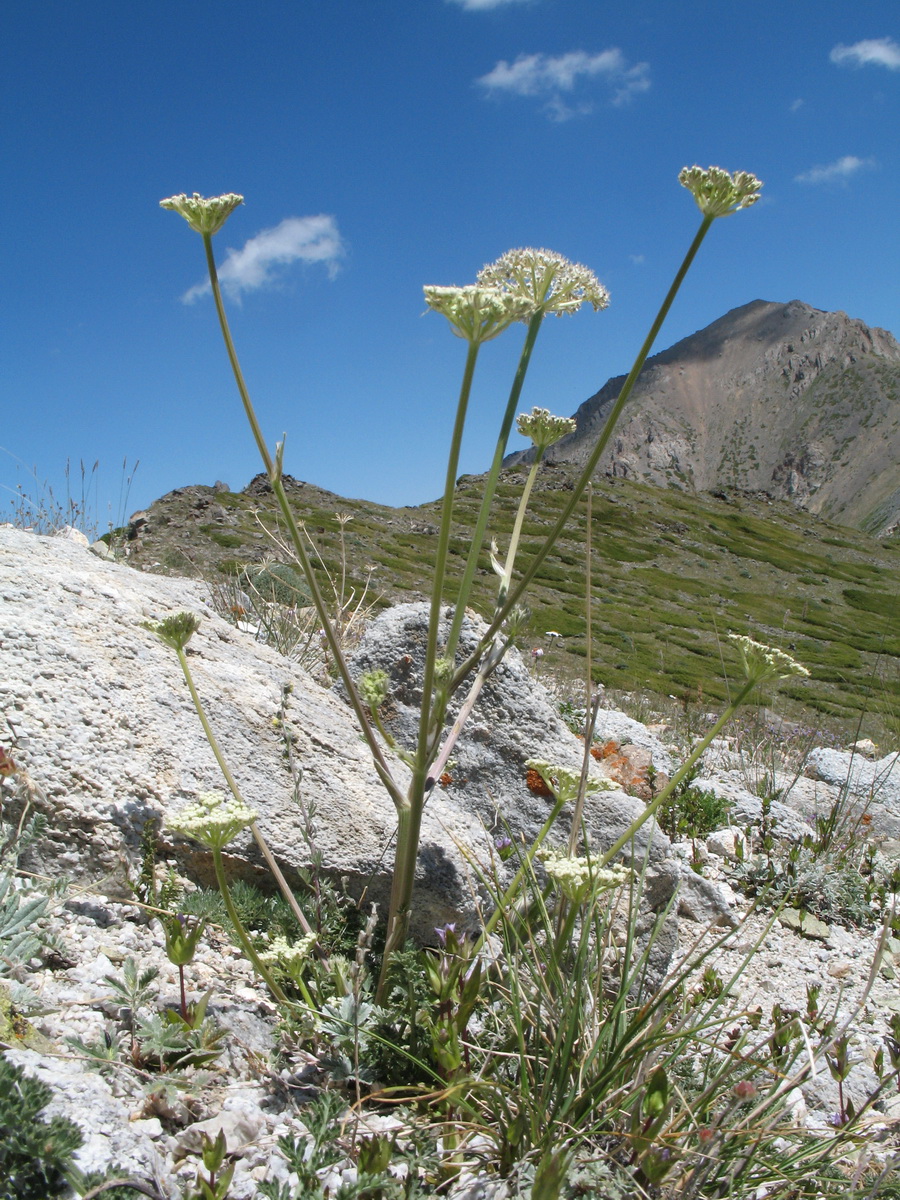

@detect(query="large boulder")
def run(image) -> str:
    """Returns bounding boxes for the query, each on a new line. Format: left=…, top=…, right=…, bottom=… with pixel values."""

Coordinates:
left=0, top=528, right=687, bottom=958
left=0, top=527, right=481, bottom=938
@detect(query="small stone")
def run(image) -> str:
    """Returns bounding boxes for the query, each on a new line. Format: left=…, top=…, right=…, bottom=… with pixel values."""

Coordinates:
left=706, top=827, right=747, bottom=860
left=779, top=908, right=830, bottom=940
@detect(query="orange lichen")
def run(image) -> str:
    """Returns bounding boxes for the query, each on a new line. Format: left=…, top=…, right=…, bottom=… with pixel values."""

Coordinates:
left=526, top=768, right=553, bottom=797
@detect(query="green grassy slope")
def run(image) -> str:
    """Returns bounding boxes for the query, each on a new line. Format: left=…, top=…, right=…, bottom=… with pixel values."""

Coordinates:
left=127, top=469, right=900, bottom=738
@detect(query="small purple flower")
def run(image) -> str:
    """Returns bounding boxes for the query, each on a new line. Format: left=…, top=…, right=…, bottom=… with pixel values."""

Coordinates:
left=435, top=923, right=457, bottom=946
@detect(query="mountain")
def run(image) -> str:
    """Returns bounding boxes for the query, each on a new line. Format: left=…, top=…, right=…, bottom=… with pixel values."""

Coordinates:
left=505, top=300, right=900, bottom=536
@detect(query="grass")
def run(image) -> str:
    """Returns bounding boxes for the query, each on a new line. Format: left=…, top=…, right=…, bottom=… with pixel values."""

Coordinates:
left=123, top=469, right=900, bottom=745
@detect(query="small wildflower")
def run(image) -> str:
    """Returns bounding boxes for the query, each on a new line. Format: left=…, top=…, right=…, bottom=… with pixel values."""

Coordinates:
left=358, top=669, right=389, bottom=710
left=732, top=1080, right=757, bottom=1101
left=494, top=835, right=514, bottom=861
left=525, top=758, right=613, bottom=804
left=258, top=933, right=317, bottom=969
left=477, top=248, right=609, bottom=320
left=434, top=923, right=458, bottom=947
left=727, top=633, right=810, bottom=685
left=423, top=285, right=530, bottom=345
left=540, top=849, right=630, bottom=902
left=516, top=406, right=576, bottom=452
left=0, top=746, right=17, bottom=777
left=678, top=166, right=762, bottom=218
left=144, top=612, right=201, bottom=652
left=159, top=192, right=244, bottom=236
left=169, top=790, right=257, bottom=851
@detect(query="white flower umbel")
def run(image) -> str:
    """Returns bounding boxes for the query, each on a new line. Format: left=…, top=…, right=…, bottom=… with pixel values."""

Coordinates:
left=541, top=850, right=631, bottom=903
left=477, top=248, right=609, bottom=319
left=169, top=790, right=257, bottom=851
left=727, top=634, right=810, bottom=686
left=258, top=933, right=318, bottom=969
left=423, top=285, right=531, bottom=345
left=516, top=406, right=576, bottom=453
left=526, top=759, right=612, bottom=805
left=678, top=167, right=762, bottom=218
left=159, top=192, right=244, bottom=236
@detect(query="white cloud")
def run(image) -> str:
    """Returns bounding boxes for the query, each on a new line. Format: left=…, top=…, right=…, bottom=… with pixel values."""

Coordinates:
left=182, top=215, right=345, bottom=303
left=477, top=48, right=650, bottom=115
left=794, top=155, right=875, bottom=184
left=790, top=98, right=804, bottom=112
left=830, top=37, right=900, bottom=70
left=447, top=0, right=531, bottom=8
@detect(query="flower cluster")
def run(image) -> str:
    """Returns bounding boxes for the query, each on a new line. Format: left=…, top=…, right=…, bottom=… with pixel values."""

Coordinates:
left=358, top=669, right=389, bottom=710
left=727, top=634, right=810, bottom=685
left=145, top=612, right=201, bottom=652
left=258, top=933, right=318, bottom=970
left=159, top=192, right=244, bottom=236
left=477, top=248, right=609, bottom=319
left=169, top=790, right=257, bottom=851
left=678, top=166, right=762, bottom=218
left=541, top=850, right=631, bottom=902
left=525, top=759, right=613, bottom=804
left=423, top=285, right=531, bottom=345
left=516, top=406, right=576, bottom=452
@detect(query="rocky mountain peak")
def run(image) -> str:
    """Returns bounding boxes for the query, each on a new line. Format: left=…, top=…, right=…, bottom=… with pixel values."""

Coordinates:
left=508, top=300, right=900, bottom=535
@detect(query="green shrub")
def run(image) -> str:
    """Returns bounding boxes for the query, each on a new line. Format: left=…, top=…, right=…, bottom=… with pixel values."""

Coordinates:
left=0, top=1056, right=82, bottom=1200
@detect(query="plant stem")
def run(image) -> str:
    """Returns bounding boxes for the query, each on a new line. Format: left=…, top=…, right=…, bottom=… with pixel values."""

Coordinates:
left=598, top=676, right=757, bottom=868
left=446, top=312, right=544, bottom=660
left=201, top=234, right=404, bottom=814
left=174, top=646, right=317, bottom=940
left=450, top=215, right=716, bottom=691
left=211, top=845, right=291, bottom=1006
left=416, top=340, right=480, bottom=772
left=496, top=449, right=544, bottom=610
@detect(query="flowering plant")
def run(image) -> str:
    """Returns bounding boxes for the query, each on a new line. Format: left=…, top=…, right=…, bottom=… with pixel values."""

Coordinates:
left=160, top=167, right=764, bottom=1000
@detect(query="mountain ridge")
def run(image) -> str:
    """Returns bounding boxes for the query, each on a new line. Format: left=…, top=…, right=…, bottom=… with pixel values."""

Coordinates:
left=505, top=299, right=900, bottom=536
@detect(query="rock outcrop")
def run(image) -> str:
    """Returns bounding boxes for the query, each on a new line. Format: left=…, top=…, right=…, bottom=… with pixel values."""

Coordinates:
left=0, top=527, right=684, bottom=945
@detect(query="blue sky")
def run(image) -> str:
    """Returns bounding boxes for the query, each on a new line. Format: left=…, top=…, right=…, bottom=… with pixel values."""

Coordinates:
left=3, top=0, right=898, bottom=528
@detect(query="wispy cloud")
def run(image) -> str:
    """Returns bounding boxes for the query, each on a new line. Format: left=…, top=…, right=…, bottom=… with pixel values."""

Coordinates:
left=447, top=0, right=532, bottom=9
left=794, top=155, right=875, bottom=185
left=182, top=215, right=345, bottom=303
left=477, top=48, right=650, bottom=118
left=830, top=37, right=900, bottom=70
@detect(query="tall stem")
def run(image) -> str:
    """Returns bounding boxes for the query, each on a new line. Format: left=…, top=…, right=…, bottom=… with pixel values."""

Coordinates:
left=450, top=215, right=716, bottom=690
left=175, top=646, right=316, bottom=941
left=200, top=235, right=404, bottom=813
left=446, top=312, right=544, bottom=660
left=496, top=450, right=543, bottom=610
left=211, top=845, right=290, bottom=1006
left=416, top=341, right=480, bottom=772
left=598, top=676, right=756, bottom=868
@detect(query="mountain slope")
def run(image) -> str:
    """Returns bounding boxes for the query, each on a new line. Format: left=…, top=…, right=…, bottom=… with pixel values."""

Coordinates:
left=506, top=300, right=900, bottom=535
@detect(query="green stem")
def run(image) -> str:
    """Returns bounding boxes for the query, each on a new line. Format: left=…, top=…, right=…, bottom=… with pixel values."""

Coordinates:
left=497, top=449, right=543, bottom=610
left=201, top=235, right=404, bottom=813
left=375, top=800, right=422, bottom=1002
left=174, top=647, right=317, bottom=942
left=598, top=676, right=757, bottom=868
left=416, top=340, right=480, bottom=771
left=449, top=215, right=716, bottom=692
left=211, top=845, right=291, bottom=1006
left=476, top=790, right=570, bottom=948
left=446, top=312, right=544, bottom=660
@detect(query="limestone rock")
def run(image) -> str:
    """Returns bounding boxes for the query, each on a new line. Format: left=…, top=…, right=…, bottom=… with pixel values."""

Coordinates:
left=0, top=527, right=484, bottom=940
